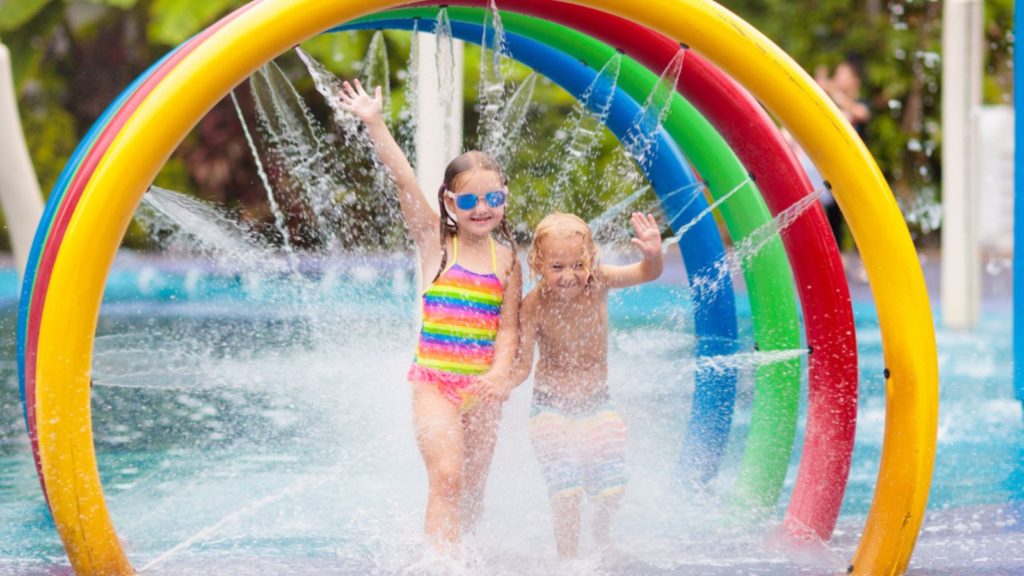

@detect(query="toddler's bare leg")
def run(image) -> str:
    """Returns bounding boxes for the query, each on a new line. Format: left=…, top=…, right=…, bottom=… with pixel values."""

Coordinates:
left=551, top=492, right=583, bottom=558
left=592, top=491, right=624, bottom=552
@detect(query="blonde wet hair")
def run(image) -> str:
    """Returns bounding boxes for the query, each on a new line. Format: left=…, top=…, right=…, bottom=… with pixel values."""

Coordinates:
left=528, top=212, right=598, bottom=285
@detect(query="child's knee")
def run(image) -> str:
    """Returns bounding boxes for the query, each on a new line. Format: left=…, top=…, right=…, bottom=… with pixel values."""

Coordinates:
left=430, top=457, right=464, bottom=493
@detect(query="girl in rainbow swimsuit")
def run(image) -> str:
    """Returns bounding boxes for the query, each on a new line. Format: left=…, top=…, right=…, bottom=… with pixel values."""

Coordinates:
left=339, top=79, right=522, bottom=552
left=503, top=212, right=663, bottom=558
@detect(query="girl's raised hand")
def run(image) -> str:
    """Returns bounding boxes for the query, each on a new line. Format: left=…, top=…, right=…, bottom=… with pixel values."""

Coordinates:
left=630, top=212, right=662, bottom=259
left=338, top=78, right=382, bottom=124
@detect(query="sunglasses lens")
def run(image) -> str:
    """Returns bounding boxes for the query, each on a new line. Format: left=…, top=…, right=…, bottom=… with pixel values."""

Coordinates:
left=486, top=190, right=507, bottom=207
left=455, top=194, right=478, bottom=210
left=453, top=191, right=505, bottom=210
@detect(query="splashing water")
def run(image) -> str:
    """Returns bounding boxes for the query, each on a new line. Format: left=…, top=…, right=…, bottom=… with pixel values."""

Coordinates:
left=486, top=0, right=510, bottom=75
left=137, top=186, right=276, bottom=273
left=396, top=20, right=420, bottom=168
left=295, top=45, right=389, bottom=188
left=656, top=181, right=711, bottom=224
left=535, top=52, right=622, bottom=216
left=476, top=1, right=512, bottom=156
left=899, top=184, right=943, bottom=234
left=435, top=8, right=458, bottom=157
left=285, top=49, right=410, bottom=250
left=229, top=90, right=297, bottom=262
left=488, top=72, right=536, bottom=167
left=693, top=348, right=807, bottom=376
left=661, top=177, right=752, bottom=250
left=363, top=31, right=392, bottom=122
left=691, top=185, right=826, bottom=298
left=296, top=46, right=364, bottom=135
left=621, top=48, right=687, bottom=169
left=249, top=62, right=342, bottom=249
left=133, top=186, right=351, bottom=318
left=588, top=185, right=653, bottom=243
left=580, top=50, right=688, bottom=245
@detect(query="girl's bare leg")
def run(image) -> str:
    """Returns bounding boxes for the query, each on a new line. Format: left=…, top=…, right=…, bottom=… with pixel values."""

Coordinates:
left=412, top=384, right=465, bottom=550
left=460, top=402, right=502, bottom=532
left=551, top=492, right=583, bottom=558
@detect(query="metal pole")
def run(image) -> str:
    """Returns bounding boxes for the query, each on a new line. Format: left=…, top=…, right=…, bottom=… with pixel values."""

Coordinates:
left=1014, top=0, right=1023, bottom=401
left=415, top=33, right=464, bottom=209
left=940, top=0, right=984, bottom=329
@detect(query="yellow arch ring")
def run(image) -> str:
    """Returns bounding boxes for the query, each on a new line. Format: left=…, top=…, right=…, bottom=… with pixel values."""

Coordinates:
left=33, top=0, right=937, bottom=574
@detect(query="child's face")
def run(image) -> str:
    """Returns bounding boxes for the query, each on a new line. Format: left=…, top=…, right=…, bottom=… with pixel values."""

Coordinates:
left=444, top=170, right=507, bottom=237
left=536, top=234, right=591, bottom=300
left=833, top=63, right=861, bottom=94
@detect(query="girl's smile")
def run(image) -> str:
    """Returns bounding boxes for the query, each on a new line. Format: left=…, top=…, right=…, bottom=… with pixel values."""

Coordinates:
left=446, top=170, right=507, bottom=237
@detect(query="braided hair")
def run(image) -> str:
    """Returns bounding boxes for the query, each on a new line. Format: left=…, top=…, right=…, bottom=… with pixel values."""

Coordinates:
left=434, top=151, right=519, bottom=282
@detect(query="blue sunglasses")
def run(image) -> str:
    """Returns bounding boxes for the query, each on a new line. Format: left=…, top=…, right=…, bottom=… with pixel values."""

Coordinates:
left=447, top=189, right=507, bottom=210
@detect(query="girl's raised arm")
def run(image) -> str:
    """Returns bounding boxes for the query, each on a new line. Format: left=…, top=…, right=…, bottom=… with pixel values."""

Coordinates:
left=601, top=212, right=665, bottom=289
left=339, top=79, right=439, bottom=252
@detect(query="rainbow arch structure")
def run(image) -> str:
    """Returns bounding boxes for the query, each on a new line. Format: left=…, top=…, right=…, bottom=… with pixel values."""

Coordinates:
left=15, top=0, right=937, bottom=575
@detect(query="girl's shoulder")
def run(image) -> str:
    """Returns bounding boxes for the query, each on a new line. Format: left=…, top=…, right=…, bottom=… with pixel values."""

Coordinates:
left=493, top=239, right=515, bottom=260
left=493, top=240, right=520, bottom=281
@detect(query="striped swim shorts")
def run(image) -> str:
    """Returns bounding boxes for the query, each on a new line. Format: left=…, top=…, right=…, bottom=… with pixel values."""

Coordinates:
left=528, top=395, right=628, bottom=500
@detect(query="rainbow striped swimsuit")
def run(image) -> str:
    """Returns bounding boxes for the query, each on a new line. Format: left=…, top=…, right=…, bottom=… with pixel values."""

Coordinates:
left=407, top=236, right=504, bottom=410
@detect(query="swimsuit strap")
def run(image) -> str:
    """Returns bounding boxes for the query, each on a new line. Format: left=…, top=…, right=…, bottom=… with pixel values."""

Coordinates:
left=444, top=235, right=497, bottom=276
left=489, top=236, right=497, bottom=274
left=449, top=235, right=498, bottom=275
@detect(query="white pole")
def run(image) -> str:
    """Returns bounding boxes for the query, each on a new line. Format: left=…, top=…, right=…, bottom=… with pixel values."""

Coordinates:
left=414, top=33, right=464, bottom=211
left=0, top=43, right=45, bottom=279
left=941, top=0, right=984, bottom=328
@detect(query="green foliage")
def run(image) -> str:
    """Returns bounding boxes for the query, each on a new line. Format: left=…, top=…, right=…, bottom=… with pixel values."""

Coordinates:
left=153, top=156, right=195, bottom=196
left=2, top=0, right=63, bottom=88
left=983, top=0, right=1014, bottom=104
left=93, top=0, right=139, bottom=9
left=300, top=32, right=371, bottom=77
left=0, top=0, right=51, bottom=33
left=148, top=0, right=245, bottom=46
left=727, top=0, right=1011, bottom=214
left=19, top=95, right=76, bottom=196
left=726, top=0, right=947, bottom=241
